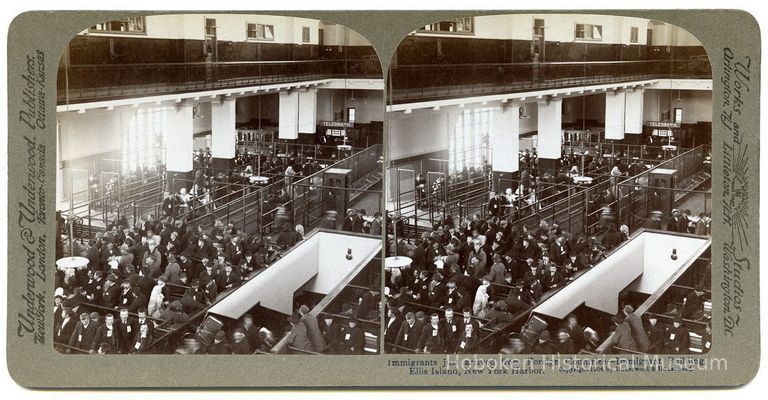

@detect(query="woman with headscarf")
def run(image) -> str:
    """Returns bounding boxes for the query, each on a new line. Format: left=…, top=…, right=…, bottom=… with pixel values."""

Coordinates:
left=147, top=278, right=166, bottom=319
left=472, top=283, right=490, bottom=319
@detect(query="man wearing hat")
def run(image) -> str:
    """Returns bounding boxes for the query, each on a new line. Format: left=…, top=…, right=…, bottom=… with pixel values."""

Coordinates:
left=55, top=303, right=76, bottom=352
left=286, top=313, right=313, bottom=352
left=417, top=313, right=445, bottom=354
left=667, top=209, right=688, bottom=233
left=339, top=317, right=365, bottom=355
left=663, top=317, right=690, bottom=354
left=160, top=300, right=190, bottom=326
left=682, top=285, right=708, bottom=320
left=298, top=304, right=326, bottom=352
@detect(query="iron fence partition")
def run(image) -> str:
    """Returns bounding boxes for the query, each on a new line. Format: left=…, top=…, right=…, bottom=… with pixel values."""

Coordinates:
left=58, top=59, right=382, bottom=104
left=292, top=144, right=383, bottom=232
left=391, top=145, right=710, bottom=241
left=390, top=59, right=712, bottom=103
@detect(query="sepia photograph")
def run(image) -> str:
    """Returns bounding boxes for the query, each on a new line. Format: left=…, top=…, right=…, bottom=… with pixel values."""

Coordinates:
left=383, top=13, right=713, bottom=356
left=53, top=13, right=385, bottom=356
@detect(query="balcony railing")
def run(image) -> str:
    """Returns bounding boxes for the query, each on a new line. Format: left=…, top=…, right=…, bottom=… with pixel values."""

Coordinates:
left=389, top=59, right=712, bottom=103
left=57, top=58, right=382, bottom=104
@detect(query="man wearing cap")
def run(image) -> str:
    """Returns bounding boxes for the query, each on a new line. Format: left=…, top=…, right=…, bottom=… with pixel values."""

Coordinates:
left=142, top=240, right=163, bottom=279
left=163, top=254, right=183, bottom=285
left=160, top=300, right=190, bottom=326
left=394, top=312, right=422, bottom=351
left=356, top=285, right=379, bottom=320
left=239, top=315, right=262, bottom=352
left=341, top=209, right=357, bottom=232
left=68, top=312, right=97, bottom=353
left=339, top=318, right=365, bottom=354
left=55, top=305, right=76, bottom=352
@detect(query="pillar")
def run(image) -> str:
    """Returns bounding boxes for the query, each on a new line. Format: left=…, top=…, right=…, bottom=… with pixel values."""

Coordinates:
left=279, top=90, right=299, bottom=140
left=625, top=88, right=645, bottom=144
left=211, top=99, right=237, bottom=171
left=166, top=104, right=194, bottom=193
left=536, top=98, right=562, bottom=171
left=491, top=104, right=520, bottom=191
left=605, top=89, right=626, bottom=141
left=298, top=87, right=317, bottom=134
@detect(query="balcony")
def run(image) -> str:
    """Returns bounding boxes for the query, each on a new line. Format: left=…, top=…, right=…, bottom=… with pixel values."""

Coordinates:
left=57, top=58, right=382, bottom=104
left=389, top=59, right=712, bottom=104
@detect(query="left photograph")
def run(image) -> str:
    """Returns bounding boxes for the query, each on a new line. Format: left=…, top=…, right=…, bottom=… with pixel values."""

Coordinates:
left=53, top=14, right=385, bottom=355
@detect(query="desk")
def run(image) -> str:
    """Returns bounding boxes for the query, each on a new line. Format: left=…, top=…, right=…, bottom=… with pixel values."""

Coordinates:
left=248, top=176, right=269, bottom=185
left=572, top=176, right=594, bottom=185
left=385, top=256, right=412, bottom=270
left=56, top=256, right=89, bottom=270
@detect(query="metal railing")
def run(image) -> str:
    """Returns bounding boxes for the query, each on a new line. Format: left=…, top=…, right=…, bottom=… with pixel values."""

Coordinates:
left=390, top=59, right=712, bottom=103
left=58, top=59, right=382, bottom=104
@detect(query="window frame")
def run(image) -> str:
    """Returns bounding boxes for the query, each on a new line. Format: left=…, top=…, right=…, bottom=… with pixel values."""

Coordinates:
left=417, top=17, right=475, bottom=35
left=301, top=26, right=311, bottom=43
left=630, top=26, right=639, bottom=44
left=88, top=17, right=147, bottom=35
left=574, top=23, right=603, bottom=42
left=246, top=22, right=276, bottom=41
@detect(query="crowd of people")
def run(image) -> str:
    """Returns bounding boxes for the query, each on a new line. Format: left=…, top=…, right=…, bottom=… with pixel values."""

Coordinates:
left=54, top=209, right=300, bottom=354
left=383, top=207, right=626, bottom=354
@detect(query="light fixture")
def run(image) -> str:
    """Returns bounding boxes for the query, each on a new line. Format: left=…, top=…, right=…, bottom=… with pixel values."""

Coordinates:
left=671, top=248, right=678, bottom=260
left=346, top=248, right=353, bottom=260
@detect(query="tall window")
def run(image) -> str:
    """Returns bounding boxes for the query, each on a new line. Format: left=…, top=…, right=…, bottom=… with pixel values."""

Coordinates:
left=302, top=26, right=311, bottom=43
left=247, top=23, right=275, bottom=40
left=91, top=17, right=146, bottom=34
left=575, top=23, right=603, bottom=41
left=533, top=18, right=545, bottom=37
left=122, top=108, right=168, bottom=175
left=205, top=18, right=217, bottom=36
left=448, top=108, right=492, bottom=173
left=630, top=27, right=639, bottom=43
left=420, top=17, right=474, bottom=34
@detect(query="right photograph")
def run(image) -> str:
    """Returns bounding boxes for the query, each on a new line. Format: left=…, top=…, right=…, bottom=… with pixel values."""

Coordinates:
left=383, top=14, right=713, bottom=356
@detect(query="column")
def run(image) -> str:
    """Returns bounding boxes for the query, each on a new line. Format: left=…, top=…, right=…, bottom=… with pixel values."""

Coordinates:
left=211, top=99, right=237, bottom=171
left=605, top=89, right=626, bottom=140
left=298, top=87, right=317, bottom=134
left=536, top=98, right=562, bottom=171
left=279, top=90, right=299, bottom=140
left=491, top=104, right=520, bottom=192
left=166, top=104, right=194, bottom=193
left=624, top=88, right=645, bottom=144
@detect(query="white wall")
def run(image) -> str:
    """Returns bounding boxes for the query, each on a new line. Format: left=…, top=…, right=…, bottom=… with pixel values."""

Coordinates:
left=58, top=108, right=125, bottom=160
left=84, top=14, right=327, bottom=46
left=388, top=108, right=452, bottom=161
left=316, top=89, right=383, bottom=124
left=643, top=90, right=712, bottom=123
left=416, top=14, right=651, bottom=45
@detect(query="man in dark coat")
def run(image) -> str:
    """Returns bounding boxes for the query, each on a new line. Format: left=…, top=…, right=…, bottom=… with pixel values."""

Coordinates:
left=339, top=318, right=366, bottom=354
left=68, top=312, right=97, bottom=352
